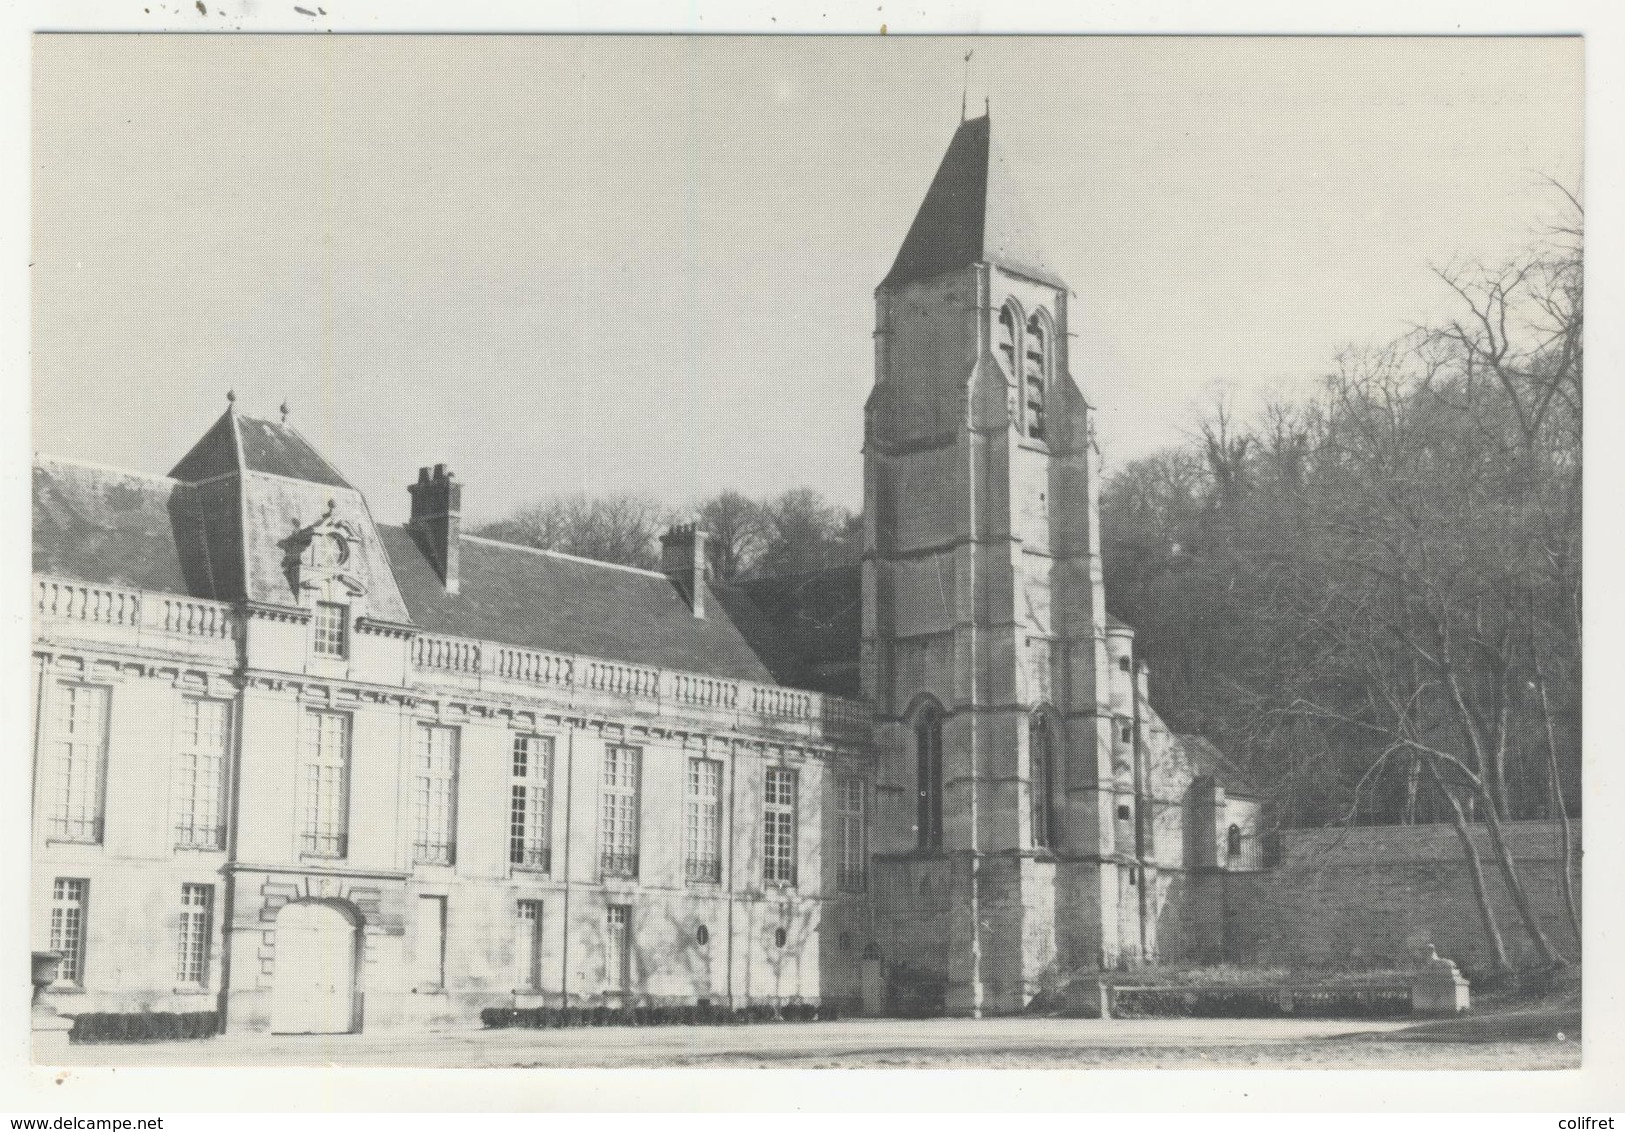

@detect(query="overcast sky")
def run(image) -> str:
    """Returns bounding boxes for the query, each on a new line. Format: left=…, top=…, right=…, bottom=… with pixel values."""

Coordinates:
left=31, top=35, right=1582, bottom=526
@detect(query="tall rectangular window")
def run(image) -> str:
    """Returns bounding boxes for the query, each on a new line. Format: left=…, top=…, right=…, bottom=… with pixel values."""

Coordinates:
left=515, top=900, right=542, bottom=991
left=175, top=698, right=229, bottom=849
left=600, top=745, right=640, bottom=878
left=415, top=894, right=446, bottom=991
left=836, top=776, right=866, bottom=892
left=763, top=767, right=797, bottom=887
left=606, top=904, right=631, bottom=993
left=312, top=601, right=348, bottom=658
left=176, top=883, right=214, bottom=987
left=47, top=684, right=109, bottom=843
left=301, top=710, right=350, bottom=858
left=685, top=758, right=722, bottom=884
left=413, top=724, right=459, bottom=865
left=509, top=735, right=552, bottom=871
left=50, top=878, right=87, bottom=986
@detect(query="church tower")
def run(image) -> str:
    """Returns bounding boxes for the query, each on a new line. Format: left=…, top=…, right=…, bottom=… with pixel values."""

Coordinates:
left=864, top=114, right=1141, bottom=1015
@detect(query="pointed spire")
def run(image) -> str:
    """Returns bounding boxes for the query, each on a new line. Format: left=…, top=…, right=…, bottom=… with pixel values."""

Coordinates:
left=880, top=114, right=1065, bottom=292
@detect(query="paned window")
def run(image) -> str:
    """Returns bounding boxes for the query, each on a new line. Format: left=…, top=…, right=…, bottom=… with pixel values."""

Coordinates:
left=685, top=758, right=722, bottom=884
left=47, top=683, right=109, bottom=843
left=836, top=775, right=867, bottom=892
left=600, top=745, right=640, bottom=878
left=763, top=767, right=797, bottom=886
left=175, top=698, right=229, bottom=848
left=414, top=724, right=459, bottom=865
left=312, top=601, right=348, bottom=658
left=1030, top=712, right=1057, bottom=850
left=50, top=878, right=88, bottom=986
left=606, top=904, right=631, bottom=992
left=301, top=710, right=350, bottom=857
left=176, top=883, right=214, bottom=987
left=515, top=900, right=542, bottom=991
left=510, top=735, right=552, bottom=871
left=915, top=702, right=944, bottom=851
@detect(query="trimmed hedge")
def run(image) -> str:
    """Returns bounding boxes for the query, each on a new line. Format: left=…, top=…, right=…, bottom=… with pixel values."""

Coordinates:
left=480, top=1001, right=836, bottom=1029
left=68, top=1012, right=219, bottom=1044
left=1111, top=987, right=1411, bottom=1020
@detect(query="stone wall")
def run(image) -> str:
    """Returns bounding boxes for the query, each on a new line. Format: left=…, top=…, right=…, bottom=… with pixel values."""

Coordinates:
left=1224, top=820, right=1582, bottom=972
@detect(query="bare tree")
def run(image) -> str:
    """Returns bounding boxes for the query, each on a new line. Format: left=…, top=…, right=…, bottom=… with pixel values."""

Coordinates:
left=696, top=491, right=768, bottom=581
left=474, top=493, right=670, bottom=570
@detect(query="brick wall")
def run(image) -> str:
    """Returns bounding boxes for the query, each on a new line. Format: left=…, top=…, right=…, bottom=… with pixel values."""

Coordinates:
left=1225, top=820, right=1581, bottom=972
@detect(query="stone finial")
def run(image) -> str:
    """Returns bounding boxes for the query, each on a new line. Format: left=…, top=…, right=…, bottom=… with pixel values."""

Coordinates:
left=280, top=400, right=291, bottom=424
left=1410, top=944, right=1471, bottom=1015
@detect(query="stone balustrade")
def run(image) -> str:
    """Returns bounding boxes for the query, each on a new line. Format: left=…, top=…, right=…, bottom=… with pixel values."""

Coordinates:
left=33, top=574, right=872, bottom=741
left=35, top=576, right=239, bottom=657
left=411, top=630, right=868, bottom=738
left=411, top=633, right=481, bottom=674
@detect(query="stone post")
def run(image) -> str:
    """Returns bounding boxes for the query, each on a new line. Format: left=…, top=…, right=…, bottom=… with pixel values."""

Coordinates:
left=1410, top=944, right=1471, bottom=1015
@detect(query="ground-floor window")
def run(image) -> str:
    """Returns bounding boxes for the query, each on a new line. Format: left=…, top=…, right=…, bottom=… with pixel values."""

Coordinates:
left=516, top=899, right=542, bottom=991
left=50, top=877, right=87, bottom=986
left=176, top=883, right=214, bottom=988
left=606, top=904, right=631, bottom=993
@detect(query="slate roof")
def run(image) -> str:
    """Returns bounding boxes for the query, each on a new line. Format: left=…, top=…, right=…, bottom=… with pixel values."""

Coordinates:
left=169, top=407, right=352, bottom=488
left=731, top=564, right=863, bottom=697
left=33, top=459, right=195, bottom=595
left=379, top=527, right=779, bottom=684
left=880, top=115, right=1067, bottom=291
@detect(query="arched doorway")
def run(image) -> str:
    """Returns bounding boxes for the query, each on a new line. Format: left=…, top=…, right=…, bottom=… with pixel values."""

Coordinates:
left=270, top=900, right=359, bottom=1035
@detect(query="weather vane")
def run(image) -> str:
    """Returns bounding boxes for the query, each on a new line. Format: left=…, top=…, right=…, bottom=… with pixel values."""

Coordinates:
left=962, top=49, right=974, bottom=122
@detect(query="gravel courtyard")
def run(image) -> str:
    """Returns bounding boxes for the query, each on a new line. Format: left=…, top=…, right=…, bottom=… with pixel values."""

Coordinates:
left=50, top=1012, right=1580, bottom=1070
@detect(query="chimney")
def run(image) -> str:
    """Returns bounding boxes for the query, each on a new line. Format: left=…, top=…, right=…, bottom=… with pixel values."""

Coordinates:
left=660, top=521, right=710, bottom=618
left=408, top=463, right=462, bottom=595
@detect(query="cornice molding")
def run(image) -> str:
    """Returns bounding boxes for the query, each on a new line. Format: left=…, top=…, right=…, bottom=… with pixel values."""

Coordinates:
left=243, top=601, right=312, bottom=624
left=354, top=616, right=419, bottom=640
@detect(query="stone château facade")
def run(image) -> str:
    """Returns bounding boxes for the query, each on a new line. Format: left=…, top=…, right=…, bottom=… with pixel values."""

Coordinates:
left=30, top=114, right=1262, bottom=1034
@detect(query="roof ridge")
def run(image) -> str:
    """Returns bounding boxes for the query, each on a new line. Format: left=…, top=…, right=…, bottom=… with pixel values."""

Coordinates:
left=34, top=453, right=180, bottom=486
left=457, top=533, right=669, bottom=578
left=226, top=402, right=245, bottom=472
left=266, top=417, right=355, bottom=489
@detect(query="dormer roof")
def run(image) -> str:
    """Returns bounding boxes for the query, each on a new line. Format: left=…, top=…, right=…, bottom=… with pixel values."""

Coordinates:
left=169, top=405, right=352, bottom=488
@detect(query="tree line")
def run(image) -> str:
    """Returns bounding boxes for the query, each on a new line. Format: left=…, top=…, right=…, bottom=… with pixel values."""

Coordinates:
left=1100, top=194, right=1582, bottom=970
left=473, top=487, right=862, bottom=581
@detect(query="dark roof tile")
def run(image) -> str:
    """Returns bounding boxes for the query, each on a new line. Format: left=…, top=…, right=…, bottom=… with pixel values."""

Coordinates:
left=733, top=564, right=862, bottom=695
left=380, top=526, right=778, bottom=684
left=881, top=115, right=1066, bottom=291
left=33, top=460, right=195, bottom=595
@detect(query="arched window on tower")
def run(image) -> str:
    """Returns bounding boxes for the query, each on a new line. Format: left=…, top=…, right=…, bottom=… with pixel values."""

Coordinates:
left=1030, top=711, right=1058, bottom=850
left=1025, top=312, right=1049, bottom=441
left=997, top=304, right=1017, bottom=374
left=1227, top=823, right=1243, bottom=860
left=914, top=700, right=944, bottom=852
